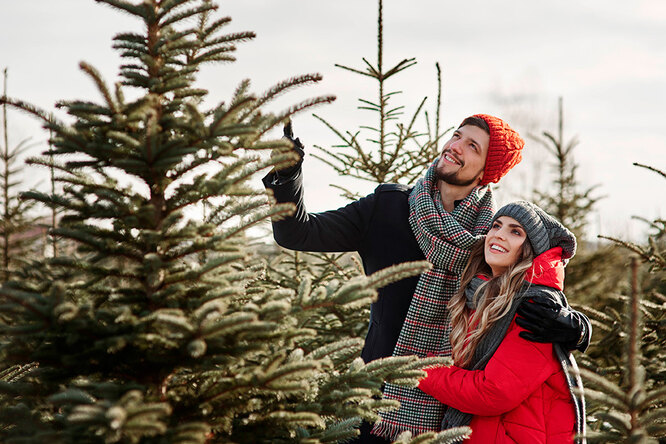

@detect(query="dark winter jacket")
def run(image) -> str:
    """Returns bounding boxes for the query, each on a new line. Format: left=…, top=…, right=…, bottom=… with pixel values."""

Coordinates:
left=262, top=169, right=591, bottom=363
left=418, top=248, right=586, bottom=443
left=263, top=169, right=424, bottom=362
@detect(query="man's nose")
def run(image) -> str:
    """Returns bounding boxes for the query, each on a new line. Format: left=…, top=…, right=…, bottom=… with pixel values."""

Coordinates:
left=450, top=140, right=463, bottom=153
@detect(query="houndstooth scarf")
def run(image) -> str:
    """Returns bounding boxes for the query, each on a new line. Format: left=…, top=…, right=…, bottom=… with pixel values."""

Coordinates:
left=372, top=161, right=495, bottom=439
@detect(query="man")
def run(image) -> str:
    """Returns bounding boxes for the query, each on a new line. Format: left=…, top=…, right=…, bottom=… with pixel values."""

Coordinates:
left=263, top=114, right=590, bottom=442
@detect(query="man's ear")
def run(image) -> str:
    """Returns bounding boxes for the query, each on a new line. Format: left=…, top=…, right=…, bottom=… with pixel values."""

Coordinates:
left=476, top=171, right=484, bottom=185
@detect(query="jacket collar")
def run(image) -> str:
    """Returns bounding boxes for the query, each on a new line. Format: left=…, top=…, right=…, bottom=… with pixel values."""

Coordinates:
left=525, top=246, right=566, bottom=290
left=474, top=246, right=566, bottom=290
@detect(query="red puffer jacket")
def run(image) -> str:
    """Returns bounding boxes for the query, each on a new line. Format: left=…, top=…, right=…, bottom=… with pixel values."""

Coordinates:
left=418, top=247, right=577, bottom=443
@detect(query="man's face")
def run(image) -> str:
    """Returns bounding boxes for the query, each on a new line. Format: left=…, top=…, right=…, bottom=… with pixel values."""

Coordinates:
left=435, top=125, right=490, bottom=187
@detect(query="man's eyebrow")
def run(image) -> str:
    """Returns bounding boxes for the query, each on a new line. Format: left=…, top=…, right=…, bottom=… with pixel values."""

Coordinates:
left=453, top=130, right=481, bottom=147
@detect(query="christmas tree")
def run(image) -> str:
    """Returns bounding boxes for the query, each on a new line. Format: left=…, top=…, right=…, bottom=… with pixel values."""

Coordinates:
left=0, top=68, right=44, bottom=282
left=529, top=97, right=601, bottom=241
left=0, top=1, right=452, bottom=442
left=312, top=0, right=446, bottom=200
left=529, top=97, right=625, bottom=307
left=577, top=164, right=666, bottom=443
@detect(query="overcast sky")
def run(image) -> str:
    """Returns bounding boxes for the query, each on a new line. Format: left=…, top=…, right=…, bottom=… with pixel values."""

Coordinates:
left=2, top=0, right=665, bottom=241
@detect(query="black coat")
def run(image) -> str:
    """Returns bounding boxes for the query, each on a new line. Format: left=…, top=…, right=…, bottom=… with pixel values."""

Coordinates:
left=262, top=169, right=592, bottom=362
left=263, top=169, right=424, bottom=362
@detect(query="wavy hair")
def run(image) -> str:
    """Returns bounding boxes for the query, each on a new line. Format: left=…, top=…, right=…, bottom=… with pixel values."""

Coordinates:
left=448, top=238, right=535, bottom=368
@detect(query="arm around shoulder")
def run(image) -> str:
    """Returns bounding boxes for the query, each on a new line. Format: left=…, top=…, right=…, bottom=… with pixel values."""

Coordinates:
left=515, top=292, right=593, bottom=352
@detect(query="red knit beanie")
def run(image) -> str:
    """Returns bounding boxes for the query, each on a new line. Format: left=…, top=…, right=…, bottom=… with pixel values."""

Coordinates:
left=472, top=114, right=524, bottom=186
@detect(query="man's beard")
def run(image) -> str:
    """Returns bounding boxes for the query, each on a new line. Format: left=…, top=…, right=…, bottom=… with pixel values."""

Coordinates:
left=435, top=166, right=484, bottom=187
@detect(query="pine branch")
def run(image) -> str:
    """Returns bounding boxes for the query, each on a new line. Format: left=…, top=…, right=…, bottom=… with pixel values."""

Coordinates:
left=0, top=96, right=57, bottom=127
left=160, top=3, right=217, bottom=28
left=94, top=0, right=148, bottom=18
left=633, top=162, right=666, bottom=180
left=79, top=62, right=118, bottom=114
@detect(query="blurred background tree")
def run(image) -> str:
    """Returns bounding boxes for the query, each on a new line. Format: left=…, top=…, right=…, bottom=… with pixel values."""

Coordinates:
left=524, top=100, right=665, bottom=441
left=0, top=68, right=44, bottom=283
left=311, top=0, right=446, bottom=201
left=576, top=164, right=665, bottom=443
left=527, top=97, right=625, bottom=308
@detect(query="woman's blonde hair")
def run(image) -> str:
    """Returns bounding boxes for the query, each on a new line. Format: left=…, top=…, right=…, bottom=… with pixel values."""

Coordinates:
left=448, top=238, right=535, bottom=368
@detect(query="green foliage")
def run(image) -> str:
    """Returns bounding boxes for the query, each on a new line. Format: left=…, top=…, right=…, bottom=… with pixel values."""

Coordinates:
left=579, top=259, right=665, bottom=443
left=565, top=244, right=626, bottom=307
left=258, top=1, right=472, bottom=441
left=0, top=68, right=43, bottom=282
left=392, top=427, right=472, bottom=444
left=312, top=0, right=446, bottom=199
left=521, top=98, right=665, bottom=442
left=577, top=165, right=666, bottom=443
left=262, top=250, right=369, bottom=350
left=527, top=96, right=626, bottom=321
left=0, top=0, right=449, bottom=442
left=599, top=165, right=666, bottom=273
left=259, top=1, right=471, bottom=442
left=530, top=97, right=602, bottom=242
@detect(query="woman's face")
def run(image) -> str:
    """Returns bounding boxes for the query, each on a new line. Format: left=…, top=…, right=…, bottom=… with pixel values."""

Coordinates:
left=484, top=216, right=527, bottom=276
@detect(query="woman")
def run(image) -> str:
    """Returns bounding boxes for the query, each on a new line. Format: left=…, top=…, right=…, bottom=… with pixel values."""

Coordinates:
left=418, top=201, right=586, bottom=443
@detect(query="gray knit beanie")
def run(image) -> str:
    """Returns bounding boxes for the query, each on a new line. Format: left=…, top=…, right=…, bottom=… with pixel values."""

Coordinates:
left=491, top=201, right=577, bottom=261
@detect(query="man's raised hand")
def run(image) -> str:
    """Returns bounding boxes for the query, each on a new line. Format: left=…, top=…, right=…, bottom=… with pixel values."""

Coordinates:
left=274, top=120, right=305, bottom=177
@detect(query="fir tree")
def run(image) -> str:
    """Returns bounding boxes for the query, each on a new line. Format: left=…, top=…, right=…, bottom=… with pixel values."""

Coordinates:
left=0, top=1, right=456, bottom=442
left=578, top=257, right=665, bottom=443
left=260, top=1, right=472, bottom=441
left=530, top=97, right=602, bottom=241
left=262, top=250, right=370, bottom=349
left=528, top=97, right=624, bottom=307
left=0, top=68, right=43, bottom=282
left=577, top=164, right=666, bottom=442
left=312, top=0, right=446, bottom=200
left=46, top=122, right=60, bottom=258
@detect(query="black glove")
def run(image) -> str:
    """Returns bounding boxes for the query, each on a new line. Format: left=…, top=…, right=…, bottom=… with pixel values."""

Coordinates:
left=516, top=295, right=590, bottom=352
left=275, top=120, right=305, bottom=177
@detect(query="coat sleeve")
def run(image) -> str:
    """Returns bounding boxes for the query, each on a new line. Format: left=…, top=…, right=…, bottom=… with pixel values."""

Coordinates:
left=262, top=168, right=378, bottom=252
left=418, top=320, right=561, bottom=416
left=574, top=309, right=592, bottom=352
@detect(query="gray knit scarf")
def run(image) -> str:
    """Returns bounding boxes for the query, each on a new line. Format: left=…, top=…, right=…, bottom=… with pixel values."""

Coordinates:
left=372, top=161, right=495, bottom=439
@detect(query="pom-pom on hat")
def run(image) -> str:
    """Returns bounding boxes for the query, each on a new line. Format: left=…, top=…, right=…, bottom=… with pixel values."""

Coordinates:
left=472, top=114, right=525, bottom=186
left=491, top=201, right=577, bottom=261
